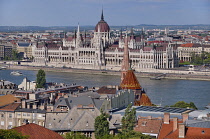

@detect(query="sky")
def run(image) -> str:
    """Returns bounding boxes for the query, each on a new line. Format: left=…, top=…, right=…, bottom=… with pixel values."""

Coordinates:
left=0, top=0, right=210, bottom=26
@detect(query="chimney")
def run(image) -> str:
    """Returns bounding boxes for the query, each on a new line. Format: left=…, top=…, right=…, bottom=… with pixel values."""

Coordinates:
left=33, top=103, right=36, bottom=109
left=39, top=105, right=44, bottom=110
left=164, top=113, right=170, bottom=124
left=178, top=123, right=185, bottom=138
left=147, top=116, right=152, bottom=119
left=116, top=85, right=119, bottom=90
left=21, top=100, right=26, bottom=108
left=173, top=117, right=178, bottom=131
left=182, top=113, right=189, bottom=122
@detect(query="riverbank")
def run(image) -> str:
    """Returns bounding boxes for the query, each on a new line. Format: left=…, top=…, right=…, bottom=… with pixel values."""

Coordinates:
left=7, top=65, right=210, bottom=81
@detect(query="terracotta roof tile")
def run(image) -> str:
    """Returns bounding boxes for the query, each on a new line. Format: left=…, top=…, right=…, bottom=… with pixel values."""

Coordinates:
left=13, top=123, right=63, bottom=139
left=0, top=103, right=20, bottom=111
left=165, top=127, right=210, bottom=139
left=0, top=94, right=20, bottom=107
left=120, top=70, right=141, bottom=90
left=158, top=120, right=183, bottom=139
left=180, top=43, right=194, bottom=47
left=134, top=117, right=163, bottom=134
left=135, top=93, right=152, bottom=106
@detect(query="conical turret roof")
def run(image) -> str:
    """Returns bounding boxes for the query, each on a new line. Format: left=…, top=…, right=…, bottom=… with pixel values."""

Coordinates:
left=135, top=92, right=152, bottom=106
left=120, top=69, right=142, bottom=90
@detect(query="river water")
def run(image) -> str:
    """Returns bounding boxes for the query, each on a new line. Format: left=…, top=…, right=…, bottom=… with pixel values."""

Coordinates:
left=1, top=69, right=209, bottom=110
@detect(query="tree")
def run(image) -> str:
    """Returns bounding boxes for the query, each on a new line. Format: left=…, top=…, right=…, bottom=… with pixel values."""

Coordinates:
left=121, top=104, right=136, bottom=132
left=190, top=52, right=210, bottom=65
left=115, top=130, right=152, bottom=139
left=0, top=129, right=29, bottom=139
left=36, top=69, right=46, bottom=88
left=62, top=132, right=90, bottom=139
left=169, top=101, right=197, bottom=110
left=11, top=49, right=20, bottom=60
left=94, top=110, right=109, bottom=138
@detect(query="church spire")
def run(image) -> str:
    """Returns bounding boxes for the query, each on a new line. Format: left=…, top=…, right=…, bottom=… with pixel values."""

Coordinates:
left=101, top=8, right=104, bottom=21
left=121, top=32, right=130, bottom=82
left=77, top=23, right=80, bottom=39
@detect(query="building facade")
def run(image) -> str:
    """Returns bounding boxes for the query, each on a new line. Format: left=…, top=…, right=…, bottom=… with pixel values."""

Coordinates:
left=33, top=12, right=179, bottom=71
left=0, top=43, right=13, bottom=60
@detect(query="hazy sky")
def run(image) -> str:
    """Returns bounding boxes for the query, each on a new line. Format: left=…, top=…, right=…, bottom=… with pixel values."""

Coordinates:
left=0, top=0, right=210, bottom=26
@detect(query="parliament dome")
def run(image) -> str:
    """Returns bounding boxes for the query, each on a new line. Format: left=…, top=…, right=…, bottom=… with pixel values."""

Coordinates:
left=95, top=10, right=110, bottom=32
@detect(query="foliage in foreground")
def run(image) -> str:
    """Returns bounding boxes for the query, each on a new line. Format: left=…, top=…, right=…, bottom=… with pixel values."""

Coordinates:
left=98, top=130, right=152, bottom=139
left=94, top=110, right=109, bottom=139
left=121, top=103, right=136, bottom=132
left=63, top=131, right=152, bottom=139
left=62, top=132, right=91, bottom=139
left=167, top=101, right=197, bottom=109
left=0, top=129, right=29, bottom=139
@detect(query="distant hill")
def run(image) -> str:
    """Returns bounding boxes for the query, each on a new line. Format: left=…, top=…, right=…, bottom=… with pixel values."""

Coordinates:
left=0, top=24, right=210, bottom=32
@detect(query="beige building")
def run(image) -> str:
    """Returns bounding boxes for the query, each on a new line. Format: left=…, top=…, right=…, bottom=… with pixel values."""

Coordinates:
left=16, top=42, right=33, bottom=59
left=0, top=100, right=46, bottom=129
left=0, top=103, right=20, bottom=129
left=15, top=109, right=46, bottom=127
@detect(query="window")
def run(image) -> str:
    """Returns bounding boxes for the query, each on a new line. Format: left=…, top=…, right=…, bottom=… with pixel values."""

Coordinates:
left=23, top=113, right=27, bottom=116
left=9, top=122, right=12, bottom=125
left=27, top=113, right=30, bottom=116
left=141, top=121, right=147, bottom=126
left=1, top=121, right=4, bottom=125
left=9, top=114, right=12, bottom=118
left=1, top=114, right=4, bottom=118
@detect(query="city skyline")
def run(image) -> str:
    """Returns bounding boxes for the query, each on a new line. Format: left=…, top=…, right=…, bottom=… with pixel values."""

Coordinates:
left=0, top=0, right=210, bottom=26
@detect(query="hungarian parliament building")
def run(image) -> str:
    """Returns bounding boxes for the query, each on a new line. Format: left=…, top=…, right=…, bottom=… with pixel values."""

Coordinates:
left=33, top=12, right=179, bottom=71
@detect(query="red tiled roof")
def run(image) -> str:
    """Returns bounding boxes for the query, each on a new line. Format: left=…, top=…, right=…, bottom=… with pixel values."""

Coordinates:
left=165, top=127, right=210, bottom=139
left=120, top=70, right=141, bottom=90
left=0, top=94, right=20, bottom=107
left=158, top=120, right=183, bottom=139
left=135, top=93, right=152, bottom=106
left=134, top=117, right=163, bottom=134
left=0, top=103, right=20, bottom=111
left=97, top=86, right=117, bottom=94
left=13, top=123, right=63, bottom=139
left=181, top=43, right=194, bottom=47
left=190, top=35, right=203, bottom=39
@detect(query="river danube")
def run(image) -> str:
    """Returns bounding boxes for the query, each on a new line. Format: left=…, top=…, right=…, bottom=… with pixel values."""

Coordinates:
left=1, top=69, right=209, bottom=110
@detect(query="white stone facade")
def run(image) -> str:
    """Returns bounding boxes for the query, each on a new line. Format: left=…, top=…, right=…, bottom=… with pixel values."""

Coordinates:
left=33, top=19, right=179, bottom=70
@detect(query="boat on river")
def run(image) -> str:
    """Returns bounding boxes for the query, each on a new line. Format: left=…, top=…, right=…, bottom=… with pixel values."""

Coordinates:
left=0, top=66, right=7, bottom=70
left=150, top=77, right=161, bottom=80
left=10, top=71, right=23, bottom=76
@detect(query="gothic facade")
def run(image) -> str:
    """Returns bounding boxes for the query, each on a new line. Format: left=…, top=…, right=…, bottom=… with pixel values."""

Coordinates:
left=33, top=12, right=179, bottom=71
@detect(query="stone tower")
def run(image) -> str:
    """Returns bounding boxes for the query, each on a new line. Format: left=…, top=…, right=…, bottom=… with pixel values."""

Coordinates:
left=121, top=34, right=130, bottom=83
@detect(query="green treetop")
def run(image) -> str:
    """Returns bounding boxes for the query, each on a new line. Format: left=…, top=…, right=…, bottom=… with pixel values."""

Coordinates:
left=0, top=129, right=29, bottom=139
left=36, top=69, right=46, bottom=88
left=122, top=103, right=136, bottom=132
left=94, top=110, right=109, bottom=139
left=169, top=101, right=197, bottom=110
